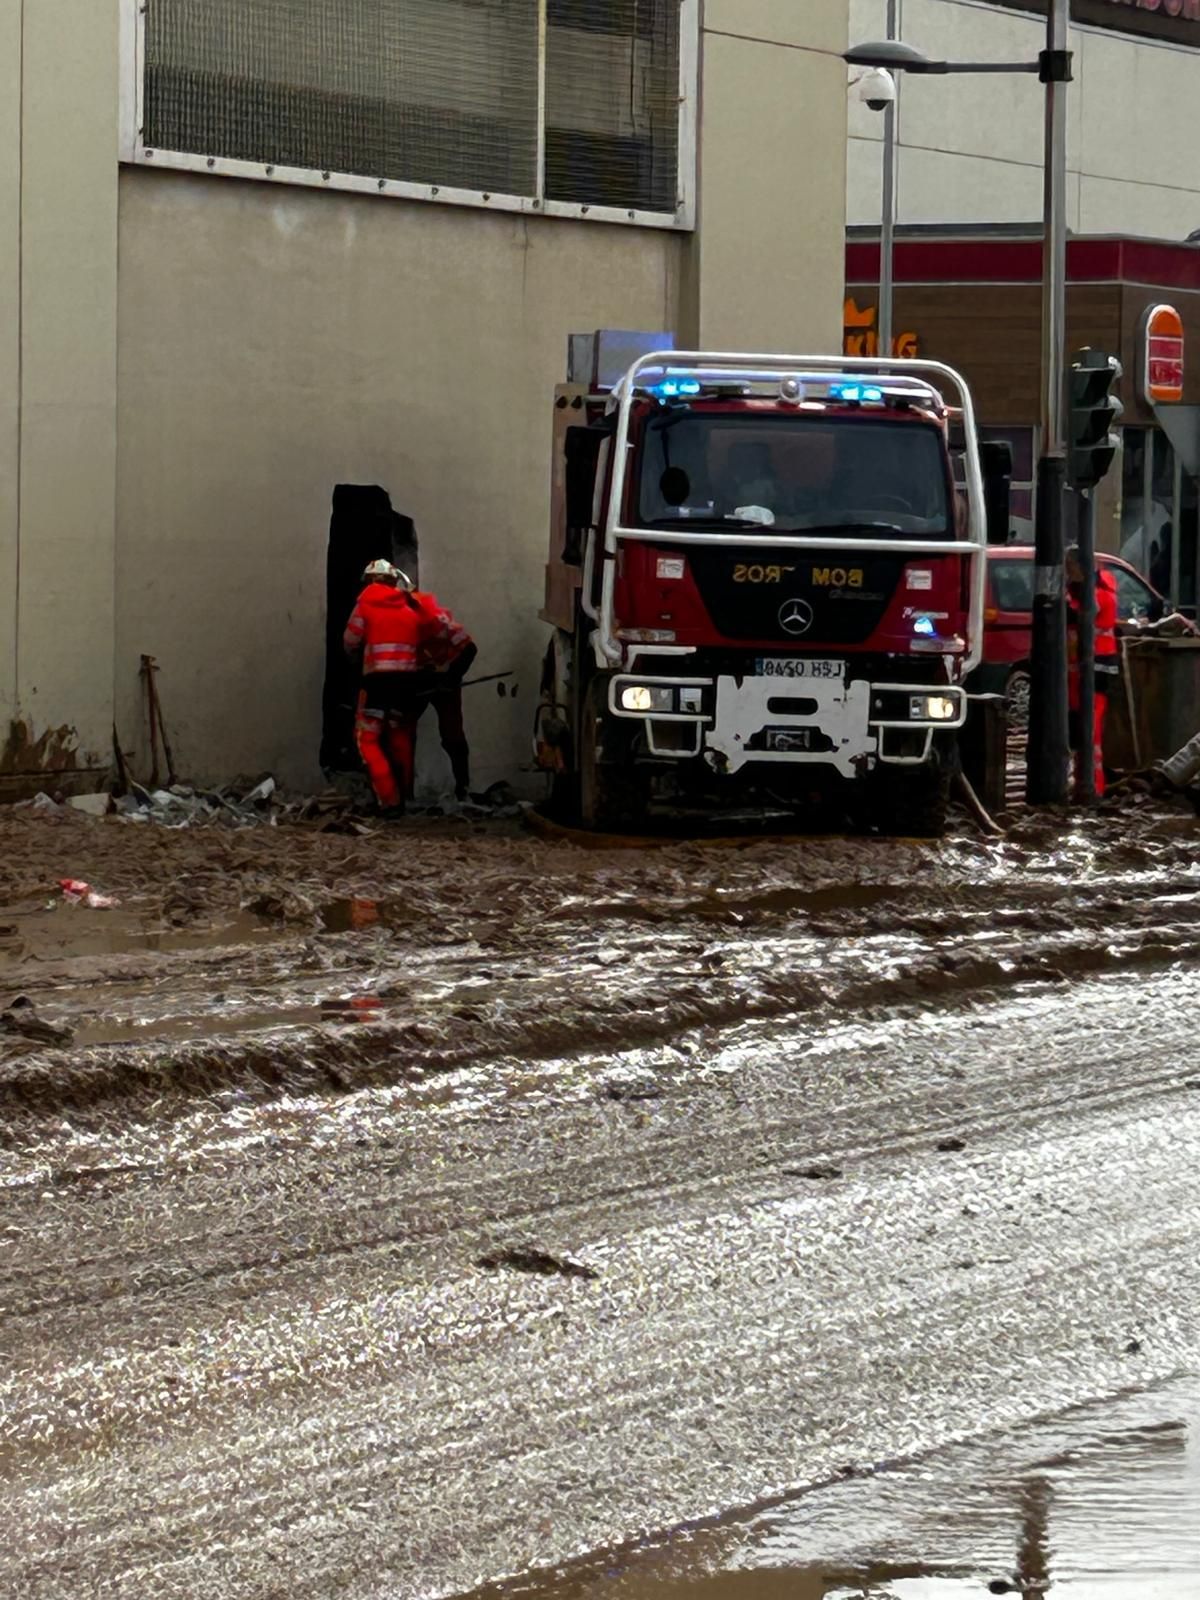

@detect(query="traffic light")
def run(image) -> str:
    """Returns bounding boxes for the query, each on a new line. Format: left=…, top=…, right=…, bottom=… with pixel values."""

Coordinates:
left=1068, top=349, right=1123, bottom=490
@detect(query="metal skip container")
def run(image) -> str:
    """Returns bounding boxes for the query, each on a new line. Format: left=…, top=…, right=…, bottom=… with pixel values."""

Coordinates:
left=1105, top=637, right=1200, bottom=771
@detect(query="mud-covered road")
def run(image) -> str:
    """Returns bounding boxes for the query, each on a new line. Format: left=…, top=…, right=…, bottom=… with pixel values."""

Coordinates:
left=2, top=800, right=1199, bottom=1599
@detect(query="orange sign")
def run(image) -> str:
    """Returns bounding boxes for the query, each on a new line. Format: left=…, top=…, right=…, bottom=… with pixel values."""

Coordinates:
left=1141, top=303, right=1184, bottom=405
left=843, top=298, right=919, bottom=359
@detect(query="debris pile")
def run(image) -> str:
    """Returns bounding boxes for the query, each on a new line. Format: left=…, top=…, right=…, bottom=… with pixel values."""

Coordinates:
left=16, top=776, right=523, bottom=831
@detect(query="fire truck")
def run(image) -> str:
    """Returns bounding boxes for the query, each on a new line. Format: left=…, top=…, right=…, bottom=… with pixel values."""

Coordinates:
left=534, top=340, right=996, bottom=835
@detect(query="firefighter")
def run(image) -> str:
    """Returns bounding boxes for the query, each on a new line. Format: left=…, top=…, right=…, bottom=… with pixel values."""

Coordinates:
left=412, top=591, right=478, bottom=801
left=1065, top=545, right=1119, bottom=799
left=343, top=559, right=433, bottom=817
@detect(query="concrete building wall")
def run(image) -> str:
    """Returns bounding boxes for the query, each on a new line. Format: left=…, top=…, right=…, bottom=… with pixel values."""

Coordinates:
left=1, top=0, right=119, bottom=790
left=3, top=0, right=848, bottom=796
left=849, top=0, right=1200, bottom=239
left=114, top=174, right=682, bottom=790
left=0, top=3, right=20, bottom=748
left=691, top=0, right=849, bottom=352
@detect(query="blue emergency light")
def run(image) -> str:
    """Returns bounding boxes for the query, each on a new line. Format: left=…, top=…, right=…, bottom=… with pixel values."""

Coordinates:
left=913, top=615, right=936, bottom=636
left=828, top=382, right=885, bottom=404
left=649, top=378, right=703, bottom=399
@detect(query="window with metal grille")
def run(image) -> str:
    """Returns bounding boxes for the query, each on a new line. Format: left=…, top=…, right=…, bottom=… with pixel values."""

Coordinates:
left=136, top=0, right=691, bottom=225
left=545, top=0, right=679, bottom=213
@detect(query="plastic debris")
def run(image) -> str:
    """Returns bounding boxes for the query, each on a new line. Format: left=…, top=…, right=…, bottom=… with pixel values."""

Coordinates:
left=58, top=880, right=120, bottom=909
left=23, top=792, right=64, bottom=816
left=109, top=774, right=285, bottom=830
left=244, top=777, right=276, bottom=806
left=23, top=768, right=521, bottom=832
left=66, top=793, right=113, bottom=817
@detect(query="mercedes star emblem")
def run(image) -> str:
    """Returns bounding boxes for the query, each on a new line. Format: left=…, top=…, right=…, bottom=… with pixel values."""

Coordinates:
left=778, top=598, right=814, bottom=636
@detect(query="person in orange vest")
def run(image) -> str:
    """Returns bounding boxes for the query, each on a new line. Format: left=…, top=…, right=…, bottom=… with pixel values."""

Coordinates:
left=343, top=560, right=434, bottom=817
left=411, top=590, right=477, bottom=801
left=1066, top=546, right=1120, bottom=799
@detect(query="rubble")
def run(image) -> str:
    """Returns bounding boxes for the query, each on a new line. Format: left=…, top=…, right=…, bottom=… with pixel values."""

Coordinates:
left=59, top=879, right=119, bottom=908
left=66, top=793, right=113, bottom=817
left=1, top=996, right=74, bottom=1046
left=13, top=770, right=524, bottom=832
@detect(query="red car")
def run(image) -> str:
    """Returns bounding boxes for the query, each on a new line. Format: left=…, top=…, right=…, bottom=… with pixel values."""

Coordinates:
left=971, top=545, right=1165, bottom=726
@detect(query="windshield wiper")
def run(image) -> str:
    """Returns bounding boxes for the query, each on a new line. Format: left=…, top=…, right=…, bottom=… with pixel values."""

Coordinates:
left=648, top=513, right=770, bottom=529
left=796, top=520, right=908, bottom=534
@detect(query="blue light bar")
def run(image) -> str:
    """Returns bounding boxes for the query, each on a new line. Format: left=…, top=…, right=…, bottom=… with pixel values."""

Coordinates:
left=828, top=382, right=885, bottom=404
left=913, top=615, right=936, bottom=636
left=649, top=378, right=703, bottom=399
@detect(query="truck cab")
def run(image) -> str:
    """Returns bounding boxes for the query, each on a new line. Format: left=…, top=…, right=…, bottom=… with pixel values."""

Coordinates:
left=535, top=348, right=989, bottom=835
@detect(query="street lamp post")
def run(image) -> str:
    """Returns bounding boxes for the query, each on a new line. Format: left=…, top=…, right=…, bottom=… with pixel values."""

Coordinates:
left=845, top=1, right=1074, bottom=806
left=1028, top=0, right=1072, bottom=806
left=879, top=0, right=899, bottom=360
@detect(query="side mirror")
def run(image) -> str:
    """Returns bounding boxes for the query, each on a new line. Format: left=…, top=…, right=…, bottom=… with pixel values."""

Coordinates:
left=978, top=440, right=1013, bottom=547
left=563, top=426, right=610, bottom=564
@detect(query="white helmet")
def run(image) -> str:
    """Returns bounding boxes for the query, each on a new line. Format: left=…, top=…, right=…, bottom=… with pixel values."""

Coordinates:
left=363, top=558, right=402, bottom=583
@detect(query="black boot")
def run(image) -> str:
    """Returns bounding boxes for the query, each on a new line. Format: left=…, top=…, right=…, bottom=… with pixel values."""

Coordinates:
left=447, top=742, right=471, bottom=803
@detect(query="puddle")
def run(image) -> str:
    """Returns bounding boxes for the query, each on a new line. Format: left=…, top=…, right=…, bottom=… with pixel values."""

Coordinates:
left=74, top=993, right=389, bottom=1047
left=487, top=1379, right=1200, bottom=1600
left=555, top=884, right=898, bottom=927
left=320, top=898, right=402, bottom=933
left=0, top=906, right=280, bottom=962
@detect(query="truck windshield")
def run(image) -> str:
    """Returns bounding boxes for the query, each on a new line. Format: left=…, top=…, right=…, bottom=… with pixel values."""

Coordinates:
left=636, top=412, right=951, bottom=536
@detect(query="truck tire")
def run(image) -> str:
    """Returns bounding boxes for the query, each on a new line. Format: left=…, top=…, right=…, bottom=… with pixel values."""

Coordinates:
left=880, top=763, right=953, bottom=838
left=1005, top=666, right=1032, bottom=734
left=578, top=678, right=646, bottom=831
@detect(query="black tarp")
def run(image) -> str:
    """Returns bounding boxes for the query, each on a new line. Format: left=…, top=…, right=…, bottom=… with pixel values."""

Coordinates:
left=320, top=485, right=420, bottom=772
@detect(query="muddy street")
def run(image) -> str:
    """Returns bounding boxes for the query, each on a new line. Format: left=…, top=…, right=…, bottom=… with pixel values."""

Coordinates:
left=2, top=800, right=1199, bottom=1598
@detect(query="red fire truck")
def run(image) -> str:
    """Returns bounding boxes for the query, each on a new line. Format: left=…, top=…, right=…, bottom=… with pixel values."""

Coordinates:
left=534, top=344, right=995, bottom=835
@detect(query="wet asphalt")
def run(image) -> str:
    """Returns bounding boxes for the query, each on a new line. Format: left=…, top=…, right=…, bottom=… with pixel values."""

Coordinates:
left=0, top=802, right=1198, bottom=1598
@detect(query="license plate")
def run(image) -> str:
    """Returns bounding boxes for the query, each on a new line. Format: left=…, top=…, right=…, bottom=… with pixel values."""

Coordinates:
left=754, top=657, right=845, bottom=682
left=765, top=728, right=816, bottom=752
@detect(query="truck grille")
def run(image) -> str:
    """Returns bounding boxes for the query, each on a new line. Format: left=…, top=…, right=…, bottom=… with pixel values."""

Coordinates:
left=686, top=546, right=903, bottom=644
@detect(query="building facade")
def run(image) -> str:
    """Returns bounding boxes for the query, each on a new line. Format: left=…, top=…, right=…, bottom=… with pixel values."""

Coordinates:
left=846, top=0, right=1200, bottom=613
left=849, top=0, right=1200, bottom=238
left=1, top=0, right=849, bottom=798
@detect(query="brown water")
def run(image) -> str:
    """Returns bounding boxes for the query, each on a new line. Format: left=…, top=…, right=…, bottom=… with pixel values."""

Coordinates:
left=492, top=1380, right=1200, bottom=1600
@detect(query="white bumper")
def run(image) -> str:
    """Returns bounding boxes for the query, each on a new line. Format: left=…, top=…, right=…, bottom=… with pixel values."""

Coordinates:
left=706, top=674, right=871, bottom=778
left=609, top=667, right=965, bottom=776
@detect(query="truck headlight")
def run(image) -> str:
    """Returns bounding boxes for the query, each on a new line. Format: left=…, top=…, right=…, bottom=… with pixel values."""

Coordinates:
left=909, top=694, right=958, bottom=722
left=621, top=684, right=674, bottom=713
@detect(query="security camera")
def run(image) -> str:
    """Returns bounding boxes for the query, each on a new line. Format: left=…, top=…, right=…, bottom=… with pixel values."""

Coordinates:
left=857, top=67, right=897, bottom=112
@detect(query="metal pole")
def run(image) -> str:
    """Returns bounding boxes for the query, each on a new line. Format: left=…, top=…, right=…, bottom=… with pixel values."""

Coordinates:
left=878, top=0, right=899, bottom=360
left=1076, top=490, right=1096, bottom=803
left=1026, top=0, right=1071, bottom=806
left=1170, top=445, right=1183, bottom=608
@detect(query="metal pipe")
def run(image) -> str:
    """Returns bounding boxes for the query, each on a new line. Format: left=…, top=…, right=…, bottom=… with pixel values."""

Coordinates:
left=614, top=530, right=985, bottom=555
left=1171, top=445, right=1183, bottom=608
left=1040, top=2, right=1069, bottom=462
left=934, top=61, right=1040, bottom=73
left=878, top=0, right=899, bottom=362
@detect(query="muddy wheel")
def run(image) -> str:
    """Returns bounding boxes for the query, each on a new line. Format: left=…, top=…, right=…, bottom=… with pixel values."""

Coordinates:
left=1005, top=667, right=1031, bottom=734
left=578, top=678, right=645, bottom=831
left=870, top=763, right=953, bottom=839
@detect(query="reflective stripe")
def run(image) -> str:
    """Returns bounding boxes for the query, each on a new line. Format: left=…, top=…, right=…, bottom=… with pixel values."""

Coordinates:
left=364, top=661, right=418, bottom=672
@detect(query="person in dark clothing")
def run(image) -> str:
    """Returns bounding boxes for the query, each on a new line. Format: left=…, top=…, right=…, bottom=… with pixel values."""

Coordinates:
left=410, top=592, right=477, bottom=801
